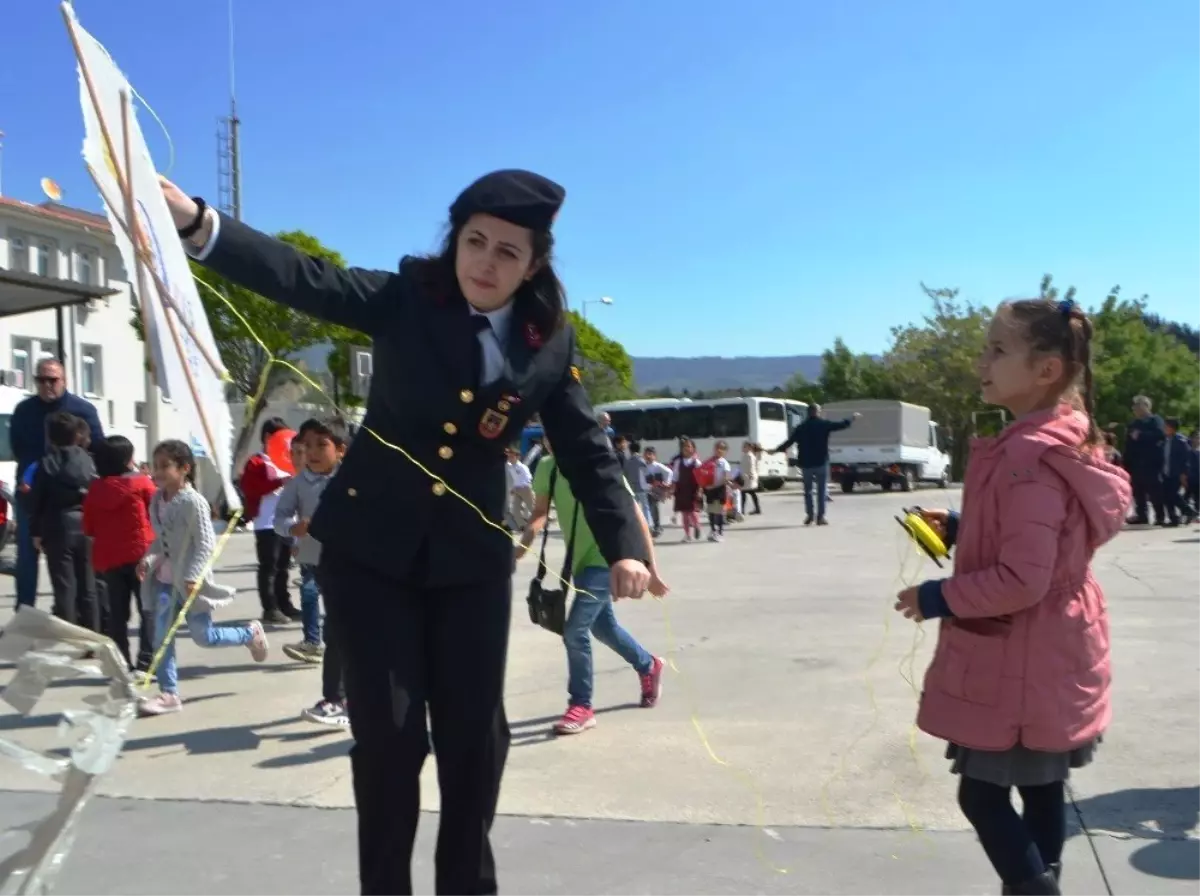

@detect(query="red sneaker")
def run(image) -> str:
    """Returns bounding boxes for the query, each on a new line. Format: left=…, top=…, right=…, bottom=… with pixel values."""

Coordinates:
left=553, top=704, right=596, bottom=736
left=640, top=656, right=665, bottom=708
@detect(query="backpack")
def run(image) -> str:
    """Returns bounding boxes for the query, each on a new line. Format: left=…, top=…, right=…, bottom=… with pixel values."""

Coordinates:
left=694, top=457, right=718, bottom=490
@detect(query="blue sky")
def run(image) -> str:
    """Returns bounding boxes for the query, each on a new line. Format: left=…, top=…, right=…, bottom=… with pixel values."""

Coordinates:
left=3, top=0, right=1197, bottom=357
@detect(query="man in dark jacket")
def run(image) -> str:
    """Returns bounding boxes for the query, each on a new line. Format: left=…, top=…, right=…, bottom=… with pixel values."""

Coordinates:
left=9, top=358, right=105, bottom=609
left=29, top=412, right=99, bottom=629
left=1123, top=395, right=1166, bottom=526
left=771, top=404, right=859, bottom=526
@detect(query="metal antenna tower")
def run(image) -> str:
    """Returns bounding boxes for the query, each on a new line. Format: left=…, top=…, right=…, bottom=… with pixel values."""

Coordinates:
left=215, top=0, right=241, bottom=220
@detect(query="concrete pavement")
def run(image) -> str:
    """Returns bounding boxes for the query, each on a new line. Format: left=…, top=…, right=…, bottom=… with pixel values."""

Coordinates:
left=0, top=484, right=1196, bottom=893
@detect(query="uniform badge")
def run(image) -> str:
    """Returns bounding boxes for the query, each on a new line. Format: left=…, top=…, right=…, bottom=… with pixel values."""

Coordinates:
left=479, top=408, right=508, bottom=439
left=524, top=323, right=543, bottom=348
left=570, top=365, right=581, bottom=383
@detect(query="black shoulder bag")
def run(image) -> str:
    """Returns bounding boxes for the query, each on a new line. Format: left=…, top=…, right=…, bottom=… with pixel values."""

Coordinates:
left=526, top=465, right=580, bottom=636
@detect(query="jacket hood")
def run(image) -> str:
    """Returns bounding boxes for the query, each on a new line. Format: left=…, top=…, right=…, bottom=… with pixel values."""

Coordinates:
left=88, top=472, right=152, bottom=512
left=996, top=404, right=1132, bottom=547
left=41, top=446, right=96, bottom=490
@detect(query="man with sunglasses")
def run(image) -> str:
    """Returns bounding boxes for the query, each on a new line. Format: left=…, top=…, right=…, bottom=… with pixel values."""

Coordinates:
left=10, top=358, right=104, bottom=609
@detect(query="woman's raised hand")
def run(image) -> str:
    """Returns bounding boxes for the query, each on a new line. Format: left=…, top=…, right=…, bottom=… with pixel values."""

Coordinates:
left=158, top=175, right=199, bottom=230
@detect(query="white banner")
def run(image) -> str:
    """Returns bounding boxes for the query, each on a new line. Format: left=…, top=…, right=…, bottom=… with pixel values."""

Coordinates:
left=67, top=4, right=240, bottom=512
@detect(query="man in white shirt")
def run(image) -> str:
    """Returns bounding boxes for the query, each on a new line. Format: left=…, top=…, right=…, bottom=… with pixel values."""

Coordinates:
left=505, top=446, right=535, bottom=531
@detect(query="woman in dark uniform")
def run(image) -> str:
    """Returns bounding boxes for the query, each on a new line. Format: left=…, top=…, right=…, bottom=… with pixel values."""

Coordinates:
left=159, top=170, right=655, bottom=895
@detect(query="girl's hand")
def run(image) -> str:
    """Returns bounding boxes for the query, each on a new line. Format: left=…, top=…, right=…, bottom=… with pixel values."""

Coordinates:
left=159, top=176, right=199, bottom=230
left=184, top=581, right=199, bottom=596
left=290, top=519, right=309, bottom=538
left=894, top=587, right=923, bottom=622
left=917, top=508, right=950, bottom=541
left=610, top=558, right=651, bottom=601
left=136, top=558, right=149, bottom=581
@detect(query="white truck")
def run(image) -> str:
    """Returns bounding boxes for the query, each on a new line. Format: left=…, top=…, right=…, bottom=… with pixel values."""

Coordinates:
left=825, top=399, right=952, bottom=493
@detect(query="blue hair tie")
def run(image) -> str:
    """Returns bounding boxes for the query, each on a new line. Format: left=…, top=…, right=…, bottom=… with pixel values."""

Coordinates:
left=1057, top=298, right=1076, bottom=316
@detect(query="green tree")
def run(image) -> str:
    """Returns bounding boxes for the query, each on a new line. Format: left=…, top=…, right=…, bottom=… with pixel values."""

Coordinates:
left=1089, top=288, right=1200, bottom=432
left=817, top=338, right=898, bottom=401
left=189, top=230, right=369, bottom=456
left=567, top=311, right=635, bottom=405
left=884, top=284, right=993, bottom=477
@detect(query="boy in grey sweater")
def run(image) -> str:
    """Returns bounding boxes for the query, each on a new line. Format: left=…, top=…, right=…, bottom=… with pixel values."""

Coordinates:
left=274, top=418, right=349, bottom=727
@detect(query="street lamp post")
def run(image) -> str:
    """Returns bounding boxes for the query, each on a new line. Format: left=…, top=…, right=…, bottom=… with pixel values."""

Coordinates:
left=582, top=295, right=614, bottom=321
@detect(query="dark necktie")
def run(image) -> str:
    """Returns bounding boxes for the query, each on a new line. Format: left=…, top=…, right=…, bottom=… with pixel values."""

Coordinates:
left=471, top=315, right=492, bottom=387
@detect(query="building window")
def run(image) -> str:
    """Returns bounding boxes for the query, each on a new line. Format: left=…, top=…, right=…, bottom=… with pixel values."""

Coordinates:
left=81, top=344, right=104, bottom=397
left=134, top=401, right=147, bottom=426
left=8, top=235, right=28, bottom=273
left=75, top=248, right=95, bottom=286
left=11, top=337, right=31, bottom=390
left=36, top=341, right=59, bottom=364
left=35, top=241, right=54, bottom=277
left=356, top=351, right=373, bottom=377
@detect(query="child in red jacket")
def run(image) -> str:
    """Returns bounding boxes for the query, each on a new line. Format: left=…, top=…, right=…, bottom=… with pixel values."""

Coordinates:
left=83, top=435, right=157, bottom=673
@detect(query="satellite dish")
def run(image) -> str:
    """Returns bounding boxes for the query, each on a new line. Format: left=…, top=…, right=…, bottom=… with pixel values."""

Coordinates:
left=40, top=178, right=62, bottom=202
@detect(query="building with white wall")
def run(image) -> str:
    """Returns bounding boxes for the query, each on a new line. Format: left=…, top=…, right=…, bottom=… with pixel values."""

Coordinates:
left=0, top=196, right=169, bottom=465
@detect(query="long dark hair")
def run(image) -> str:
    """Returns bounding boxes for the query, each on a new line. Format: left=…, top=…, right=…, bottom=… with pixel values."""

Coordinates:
left=1003, top=298, right=1100, bottom=448
left=403, top=219, right=567, bottom=335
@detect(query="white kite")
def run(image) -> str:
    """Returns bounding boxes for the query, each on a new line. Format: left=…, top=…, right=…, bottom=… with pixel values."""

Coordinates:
left=63, top=1, right=240, bottom=513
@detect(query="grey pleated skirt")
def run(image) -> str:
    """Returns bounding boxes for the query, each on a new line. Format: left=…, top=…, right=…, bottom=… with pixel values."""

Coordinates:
left=945, top=737, right=1100, bottom=788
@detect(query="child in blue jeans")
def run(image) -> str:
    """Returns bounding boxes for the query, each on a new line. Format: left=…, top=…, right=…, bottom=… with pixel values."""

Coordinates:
left=138, top=440, right=268, bottom=716
left=517, top=440, right=668, bottom=735
left=275, top=418, right=349, bottom=727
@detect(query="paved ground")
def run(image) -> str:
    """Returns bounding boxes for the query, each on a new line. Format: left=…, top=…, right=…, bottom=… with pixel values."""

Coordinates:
left=0, top=484, right=1196, bottom=894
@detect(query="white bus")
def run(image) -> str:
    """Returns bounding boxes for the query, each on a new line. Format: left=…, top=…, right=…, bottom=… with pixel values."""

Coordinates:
left=595, top=396, right=806, bottom=491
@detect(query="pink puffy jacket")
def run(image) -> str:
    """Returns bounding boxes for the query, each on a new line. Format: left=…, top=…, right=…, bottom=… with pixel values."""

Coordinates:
left=917, top=405, right=1132, bottom=752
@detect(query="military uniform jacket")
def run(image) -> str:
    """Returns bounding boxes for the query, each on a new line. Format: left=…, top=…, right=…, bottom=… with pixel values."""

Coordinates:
left=200, top=213, right=648, bottom=587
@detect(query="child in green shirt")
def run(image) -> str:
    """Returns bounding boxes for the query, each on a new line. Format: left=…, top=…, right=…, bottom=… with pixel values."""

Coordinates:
left=518, top=442, right=666, bottom=735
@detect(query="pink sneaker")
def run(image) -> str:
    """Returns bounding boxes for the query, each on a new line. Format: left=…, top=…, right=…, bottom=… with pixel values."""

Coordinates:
left=138, top=693, right=183, bottom=716
left=640, top=656, right=665, bottom=708
left=247, top=621, right=269, bottom=662
left=553, top=705, right=596, bottom=736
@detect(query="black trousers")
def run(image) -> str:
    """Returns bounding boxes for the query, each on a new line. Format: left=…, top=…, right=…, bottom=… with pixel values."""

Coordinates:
left=742, top=488, right=761, bottom=513
left=99, top=563, right=156, bottom=671
left=254, top=529, right=294, bottom=613
left=1130, top=471, right=1164, bottom=523
left=321, top=549, right=511, bottom=896
left=314, top=565, right=346, bottom=704
left=1163, top=475, right=1189, bottom=523
left=958, top=776, right=1065, bottom=886
left=44, top=532, right=99, bottom=632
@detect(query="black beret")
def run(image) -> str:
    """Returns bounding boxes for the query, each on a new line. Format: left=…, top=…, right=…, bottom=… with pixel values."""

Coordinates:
left=449, top=169, right=565, bottom=232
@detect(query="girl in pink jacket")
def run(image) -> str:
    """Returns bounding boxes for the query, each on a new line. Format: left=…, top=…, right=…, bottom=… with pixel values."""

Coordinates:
left=895, top=298, right=1131, bottom=896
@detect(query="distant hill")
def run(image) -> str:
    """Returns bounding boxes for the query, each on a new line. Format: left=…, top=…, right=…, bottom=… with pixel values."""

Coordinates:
left=632, top=355, right=823, bottom=393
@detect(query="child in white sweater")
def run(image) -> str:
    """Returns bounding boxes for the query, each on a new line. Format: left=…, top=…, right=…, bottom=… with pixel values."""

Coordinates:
left=137, top=439, right=269, bottom=716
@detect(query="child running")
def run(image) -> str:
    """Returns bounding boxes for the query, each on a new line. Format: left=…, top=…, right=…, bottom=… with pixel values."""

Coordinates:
left=517, top=436, right=668, bottom=735
left=894, top=298, right=1130, bottom=895
left=275, top=418, right=350, bottom=727
left=138, top=440, right=270, bottom=717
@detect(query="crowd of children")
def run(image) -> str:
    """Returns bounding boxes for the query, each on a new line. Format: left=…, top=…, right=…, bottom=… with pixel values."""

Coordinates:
left=21, top=410, right=351, bottom=726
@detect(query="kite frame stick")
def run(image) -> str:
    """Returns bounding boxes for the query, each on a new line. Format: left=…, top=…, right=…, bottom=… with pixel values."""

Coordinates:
left=86, top=161, right=223, bottom=478
left=61, top=3, right=228, bottom=383
left=120, top=89, right=156, bottom=385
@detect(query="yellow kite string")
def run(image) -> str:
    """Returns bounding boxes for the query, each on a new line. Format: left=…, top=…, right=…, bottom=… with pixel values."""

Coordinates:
left=158, top=274, right=792, bottom=875
left=815, top=526, right=936, bottom=858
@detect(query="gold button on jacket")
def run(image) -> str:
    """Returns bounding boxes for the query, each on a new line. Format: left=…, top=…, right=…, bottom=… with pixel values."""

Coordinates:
left=192, top=220, right=650, bottom=587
